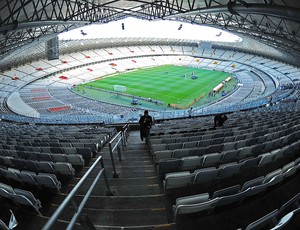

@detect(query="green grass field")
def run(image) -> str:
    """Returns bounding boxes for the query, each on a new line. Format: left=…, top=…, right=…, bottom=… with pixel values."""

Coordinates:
left=75, top=65, right=236, bottom=110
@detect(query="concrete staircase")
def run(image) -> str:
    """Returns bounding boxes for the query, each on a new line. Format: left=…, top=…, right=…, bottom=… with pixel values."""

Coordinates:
left=47, top=130, right=175, bottom=229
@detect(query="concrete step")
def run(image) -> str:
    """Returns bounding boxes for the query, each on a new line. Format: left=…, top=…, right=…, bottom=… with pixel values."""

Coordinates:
left=47, top=206, right=169, bottom=227
left=64, top=183, right=162, bottom=196
left=51, top=194, right=167, bottom=210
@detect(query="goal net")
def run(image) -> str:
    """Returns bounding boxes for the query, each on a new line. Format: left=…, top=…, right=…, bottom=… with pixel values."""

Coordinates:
left=114, top=85, right=126, bottom=92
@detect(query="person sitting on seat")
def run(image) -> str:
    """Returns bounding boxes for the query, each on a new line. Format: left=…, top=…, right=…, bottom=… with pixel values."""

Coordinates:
left=214, top=113, right=228, bottom=128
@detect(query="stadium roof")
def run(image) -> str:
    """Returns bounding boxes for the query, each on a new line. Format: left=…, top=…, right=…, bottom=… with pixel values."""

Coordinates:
left=58, top=17, right=242, bottom=42
left=1, top=0, right=300, bottom=62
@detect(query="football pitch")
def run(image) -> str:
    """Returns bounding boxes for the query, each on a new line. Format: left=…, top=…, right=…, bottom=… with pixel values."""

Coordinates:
left=75, top=65, right=236, bottom=109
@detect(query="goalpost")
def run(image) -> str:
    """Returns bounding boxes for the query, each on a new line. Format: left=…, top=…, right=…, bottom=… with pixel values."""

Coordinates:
left=114, top=85, right=127, bottom=93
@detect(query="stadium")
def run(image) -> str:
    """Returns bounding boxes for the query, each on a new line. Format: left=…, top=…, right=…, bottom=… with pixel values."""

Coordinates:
left=0, top=1, right=300, bottom=229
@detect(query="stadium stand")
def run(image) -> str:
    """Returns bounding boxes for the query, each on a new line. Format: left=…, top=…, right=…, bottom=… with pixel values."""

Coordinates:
left=0, top=44, right=296, bottom=124
left=0, top=71, right=299, bottom=230
left=1, top=2, right=300, bottom=228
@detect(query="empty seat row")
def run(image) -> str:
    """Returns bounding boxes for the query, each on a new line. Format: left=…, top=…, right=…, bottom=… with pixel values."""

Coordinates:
left=0, top=145, right=93, bottom=160
left=243, top=193, right=300, bottom=230
left=0, top=156, right=75, bottom=178
left=151, top=110, right=299, bottom=138
left=149, top=125, right=278, bottom=145
left=153, top=130, right=300, bottom=165
left=150, top=125, right=300, bottom=156
left=0, top=167, right=61, bottom=193
left=0, top=149, right=85, bottom=167
left=4, top=133, right=109, bottom=145
left=0, top=182, right=42, bottom=215
left=163, top=152, right=300, bottom=193
left=0, top=138, right=100, bottom=152
left=172, top=165, right=300, bottom=221
left=158, top=139, right=300, bottom=177
left=0, top=126, right=114, bottom=139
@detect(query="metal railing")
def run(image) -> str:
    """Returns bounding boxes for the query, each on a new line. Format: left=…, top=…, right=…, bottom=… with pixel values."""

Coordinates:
left=108, top=123, right=130, bottom=178
left=121, top=123, right=130, bottom=147
left=42, top=156, right=113, bottom=230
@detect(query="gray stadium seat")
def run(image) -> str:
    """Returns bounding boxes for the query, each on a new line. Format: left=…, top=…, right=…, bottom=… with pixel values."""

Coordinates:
left=202, top=153, right=223, bottom=168
left=51, top=154, right=67, bottom=163
left=157, top=158, right=182, bottom=177
left=214, top=188, right=250, bottom=208
left=52, top=162, right=75, bottom=178
left=164, top=171, right=195, bottom=190
left=221, top=150, right=239, bottom=163
left=5, top=168, right=21, bottom=184
left=271, top=208, right=300, bottom=230
left=65, top=154, right=85, bottom=167
left=219, top=162, right=243, bottom=181
left=173, top=197, right=219, bottom=222
left=198, top=139, right=211, bottom=147
left=180, top=156, right=203, bottom=171
left=35, top=173, right=61, bottom=193
left=241, top=176, right=264, bottom=192
left=76, top=147, right=93, bottom=160
left=193, top=167, right=221, bottom=187
left=153, top=150, right=173, bottom=163
left=17, top=171, right=38, bottom=187
left=0, top=182, right=14, bottom=194
left=263, top=169, right=282, bottom=184
left=258, top=152, right=276, bottom=167
left=238, top=146, right=254, bottom=159
left=168, top=142, right=183, bottom=150
left=245, top=209, right=278, bottom=230
left=37, top=161, right=55, bottom=174
left=212, top=184, right=241, bottom=199
left=244, top=182, right=269, bottom=198
left=14, top=188, right=42, bottom=213
left=63, top=147, right=77, bottom=155
left=277, top=193, right=300, bottom=220
left=182, top=141, right=198, bottom=149
left=173, top=149, right=190, bottom=158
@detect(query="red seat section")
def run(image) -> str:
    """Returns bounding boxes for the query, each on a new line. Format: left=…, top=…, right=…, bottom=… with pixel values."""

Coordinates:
left=32, top=96, right=51, bottom=101
left=59, top=76, right=68, bottom=80
left=11, top=76, right=19, bottom=80
left=31, top=89, right=46, bottom=92
left=48, top=106, right=71, bottom=112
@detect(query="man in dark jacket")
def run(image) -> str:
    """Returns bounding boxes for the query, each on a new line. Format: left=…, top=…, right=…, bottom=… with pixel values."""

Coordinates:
left=139, top=110, right=153, bottom=141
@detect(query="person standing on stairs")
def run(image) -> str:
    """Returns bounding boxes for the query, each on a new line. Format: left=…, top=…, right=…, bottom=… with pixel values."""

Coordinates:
left=139, top=110, right=153, bottom=142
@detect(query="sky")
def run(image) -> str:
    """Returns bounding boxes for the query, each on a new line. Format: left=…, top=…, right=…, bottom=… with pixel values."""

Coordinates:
left=59, top=17, right=242, bottom=43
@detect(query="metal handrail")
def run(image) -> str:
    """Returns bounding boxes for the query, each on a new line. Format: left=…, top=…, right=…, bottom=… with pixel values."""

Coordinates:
left=108, top=124, right=130, bottom=178
left=122, top=123, right=130, bottom=147
left=108, top=131, right=123, bottom=178
left=42, top=156, right=112, bottom=230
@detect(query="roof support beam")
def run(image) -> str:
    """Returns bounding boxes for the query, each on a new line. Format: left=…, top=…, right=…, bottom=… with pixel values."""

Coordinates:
left=0, top=20, right=88, bottom=35
left=163, top=4, right=300, bottom=23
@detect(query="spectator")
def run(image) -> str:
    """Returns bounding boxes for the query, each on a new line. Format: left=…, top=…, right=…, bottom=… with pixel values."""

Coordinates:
left=269, top=95, right=273, bottom=106
left=139, top=110, right=153, bottom=142
left=214, top=113, right=228, bottom=128
left=188, top=107, right=193, bottom=118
